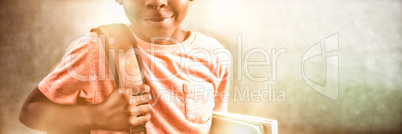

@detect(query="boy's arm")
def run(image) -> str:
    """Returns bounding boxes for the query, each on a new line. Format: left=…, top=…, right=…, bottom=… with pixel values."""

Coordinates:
left=19, top=86, right=152, bottom=133
left=19, top=87, right=97, bottom=133
left=213, top=49, right=231, bottom=113
left=213, top=67, right=230, bottom=113
left=212, top=79, right=229, bottom=112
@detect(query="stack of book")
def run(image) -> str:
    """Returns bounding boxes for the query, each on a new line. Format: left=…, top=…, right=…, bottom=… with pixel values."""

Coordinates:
left=210, top=112, right=278, bottom=134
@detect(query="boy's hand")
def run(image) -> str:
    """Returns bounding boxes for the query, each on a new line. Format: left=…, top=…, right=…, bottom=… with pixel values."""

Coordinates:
left=93, top=84, right=152, bottom=131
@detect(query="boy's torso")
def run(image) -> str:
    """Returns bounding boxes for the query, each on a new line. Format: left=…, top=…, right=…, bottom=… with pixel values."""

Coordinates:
left=39, top=31, right=231, bottom=134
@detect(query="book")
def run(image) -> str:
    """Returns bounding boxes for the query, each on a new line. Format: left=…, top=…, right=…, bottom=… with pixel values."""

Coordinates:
left=210, top=112, right=278, bottom=134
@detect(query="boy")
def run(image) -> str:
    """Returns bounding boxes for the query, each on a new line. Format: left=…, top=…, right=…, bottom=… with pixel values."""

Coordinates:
left=19, top=0, right=230, bottom=133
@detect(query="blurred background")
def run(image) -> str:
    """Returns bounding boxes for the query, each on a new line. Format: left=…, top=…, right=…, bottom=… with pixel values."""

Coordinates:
left=1, top=0, right=401, bottom=133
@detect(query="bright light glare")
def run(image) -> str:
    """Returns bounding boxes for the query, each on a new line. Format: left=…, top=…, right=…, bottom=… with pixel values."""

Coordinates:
left=99, top=0, right=130, bottom=24
left=207, top=0, right=238, bottom=20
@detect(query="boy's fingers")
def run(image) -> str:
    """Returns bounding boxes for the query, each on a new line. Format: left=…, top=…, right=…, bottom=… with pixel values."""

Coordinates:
left=129, top=113, right=151, bottom=127
left=129, top=93, right=152, bottom=105
left=130, top=104, right=152, bottom=116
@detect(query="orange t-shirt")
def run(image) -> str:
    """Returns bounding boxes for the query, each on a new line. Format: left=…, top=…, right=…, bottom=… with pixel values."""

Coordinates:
left=38, top=30, right=231, bottom=133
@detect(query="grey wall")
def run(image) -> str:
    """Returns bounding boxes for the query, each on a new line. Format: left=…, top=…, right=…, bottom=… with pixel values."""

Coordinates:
left=1, top=0, right=401, bottom=133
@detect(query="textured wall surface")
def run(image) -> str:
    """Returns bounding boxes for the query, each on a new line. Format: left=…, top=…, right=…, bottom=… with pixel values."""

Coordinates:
left=1, top=0, right=401, bottom=133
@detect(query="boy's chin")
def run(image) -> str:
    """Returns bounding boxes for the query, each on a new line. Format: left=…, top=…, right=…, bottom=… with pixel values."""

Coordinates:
left=144, top=27, right=178, bottom=37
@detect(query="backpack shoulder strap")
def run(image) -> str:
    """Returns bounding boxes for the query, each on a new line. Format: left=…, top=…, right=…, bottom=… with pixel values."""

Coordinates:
left=90, top=24, right=146, bottom=90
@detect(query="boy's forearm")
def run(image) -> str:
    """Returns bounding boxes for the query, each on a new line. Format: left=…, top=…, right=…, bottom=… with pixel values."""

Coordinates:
left=19, top=88, right=100, bottom=133
left=24, top=102, right=98, bottom=132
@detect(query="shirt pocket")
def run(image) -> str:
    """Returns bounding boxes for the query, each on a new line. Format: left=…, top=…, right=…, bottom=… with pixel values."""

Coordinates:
left=182, top=82, right=215, bottom=124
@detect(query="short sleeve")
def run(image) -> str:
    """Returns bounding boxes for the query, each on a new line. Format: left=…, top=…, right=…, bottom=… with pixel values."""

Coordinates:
left=38, top=33, right=116, bottom=105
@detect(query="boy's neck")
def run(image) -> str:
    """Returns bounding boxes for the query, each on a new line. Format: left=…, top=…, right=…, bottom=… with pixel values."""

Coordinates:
left=130, top=25, right=189, bottom=45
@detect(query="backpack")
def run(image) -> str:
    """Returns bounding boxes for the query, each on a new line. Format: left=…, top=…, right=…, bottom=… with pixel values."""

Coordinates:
left=91, top=23, right=147, bottom=89
left=90, top=24, right=147, bottom=134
